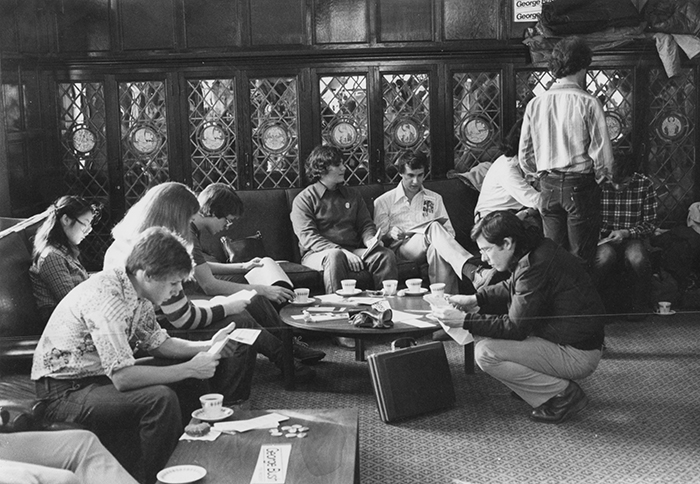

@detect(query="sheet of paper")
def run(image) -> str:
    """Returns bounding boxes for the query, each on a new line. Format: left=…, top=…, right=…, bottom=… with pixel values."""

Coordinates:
left=390, top=309, right=426, bottom=322
left=250, top=444, right=292, bottom=484
left=438, top=320, right=474, bottom=346
left=401, top=318, right=437, bottom=328
left=214, top=412, right=289, bottom=433
left=358, top=230, right=382, bottom=260
left=179, top=429, right=222, bottom=441
left=228, top=328, right=261, bottom=345
left=407, top=217, right=448, bottom=234
left=244, top=257, right=293, bottom=287
left=291, top=313, right=349, bottom=322
left=346, top=297, right=383, bottom=305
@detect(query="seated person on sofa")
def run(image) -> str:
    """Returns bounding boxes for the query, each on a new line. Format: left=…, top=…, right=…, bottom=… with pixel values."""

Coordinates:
left=374, top=150, right=492, bottom=294
left=1, top=429, right=138, bottom=484
left=291, top=145, right=398, bottom=294
left=30, top=195, right=101, bottom=322
left=32, top=227, right=253, bottom=484
left=104, top=182, right=321, bottom=378
left=190, top=183, right=296, bottom=307
left=595, top=154, right=658, bottom=316
left=433, top=211, right=605, bottom=424
left=474, top=120, right=541, bottom=225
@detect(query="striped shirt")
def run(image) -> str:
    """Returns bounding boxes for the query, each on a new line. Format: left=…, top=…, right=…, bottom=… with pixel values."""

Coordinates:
left=519, top=78, right=614, bottom=183
left=31, top=268, right=169, bottom=381
left=30, top=246, right=89, bottom=312
left=374, top=184, right=455, bottom=248
left=600, top=173, right=658, bottom=239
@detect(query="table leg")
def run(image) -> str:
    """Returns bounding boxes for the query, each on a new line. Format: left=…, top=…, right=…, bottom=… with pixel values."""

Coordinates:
left=464, top=341, right=475, bottom=374
left=354, top=339, right=365, bottom=362
left=281, top=325, right=295, bottom=390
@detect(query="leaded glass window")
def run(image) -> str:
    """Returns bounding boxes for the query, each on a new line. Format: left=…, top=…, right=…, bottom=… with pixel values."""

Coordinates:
left=250, top=77, right=299, bottom=189
left=382, top=73, right=430, bottom=182
left=646, top=68, right=696, bottom=225
left=453, top=72, right=501, bottom=172
left=118, top=81, right=169, bottom=207
left=58, top=82, right=110, bottom=270
left=188, top=79, right=238, bottom=192
left=320, top=75, right=369, bottom=185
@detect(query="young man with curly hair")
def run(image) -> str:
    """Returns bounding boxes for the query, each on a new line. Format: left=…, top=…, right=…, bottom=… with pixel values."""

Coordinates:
left=519, top=36, right=615, bottom=270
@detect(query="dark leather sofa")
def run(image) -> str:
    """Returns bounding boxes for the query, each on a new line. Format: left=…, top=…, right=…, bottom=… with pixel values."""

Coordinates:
left=0, top=178, right=478, bottom=422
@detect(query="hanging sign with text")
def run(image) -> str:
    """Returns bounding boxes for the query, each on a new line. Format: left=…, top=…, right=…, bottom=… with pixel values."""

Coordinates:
left=513, top=0, right=550, bottom=23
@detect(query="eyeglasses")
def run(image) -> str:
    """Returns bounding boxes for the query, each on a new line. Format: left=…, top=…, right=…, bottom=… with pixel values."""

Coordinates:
left=74, top=218, right=93, bottom=234
left=224, top=216, right=236, bottom=229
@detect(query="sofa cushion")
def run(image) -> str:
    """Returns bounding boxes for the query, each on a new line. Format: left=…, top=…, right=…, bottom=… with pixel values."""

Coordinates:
left=0, top=232, right=43, bottom=342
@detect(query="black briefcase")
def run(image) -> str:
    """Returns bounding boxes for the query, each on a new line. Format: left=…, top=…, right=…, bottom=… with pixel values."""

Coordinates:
left=367, top=338, right=455, bottom=423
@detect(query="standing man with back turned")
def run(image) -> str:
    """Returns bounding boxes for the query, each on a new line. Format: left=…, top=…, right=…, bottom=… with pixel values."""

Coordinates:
left=519, top=36, right=614, bottom=269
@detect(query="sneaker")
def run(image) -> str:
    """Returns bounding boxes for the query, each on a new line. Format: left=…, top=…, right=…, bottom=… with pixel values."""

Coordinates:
left=333, top=336, right=356, bottom=350
left=292, top=337, right=326, bottom=364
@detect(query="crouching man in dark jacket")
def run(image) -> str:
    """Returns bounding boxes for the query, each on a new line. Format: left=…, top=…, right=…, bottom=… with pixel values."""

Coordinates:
left=434, top=211, right=605, bottom=424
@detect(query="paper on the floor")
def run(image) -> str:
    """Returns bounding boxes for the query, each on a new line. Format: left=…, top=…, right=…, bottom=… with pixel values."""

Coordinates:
left=228, top=328, right=261, bottom=345
left=214, top=412, right=289, bottom=433
left=250, top=443, right=291, bottom=484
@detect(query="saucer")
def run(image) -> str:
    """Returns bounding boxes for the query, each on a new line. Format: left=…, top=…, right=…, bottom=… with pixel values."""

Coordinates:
left=157, top=465, right=206, bottom=484
left=289, top=297, right=319, bottom=306
left=336, top=288, right=362, bottom=296
left=191, top=407, right=233, bottom=422
left=398, top=287, right=429, bottom=297
left=655, top=309, right=676, bottom=316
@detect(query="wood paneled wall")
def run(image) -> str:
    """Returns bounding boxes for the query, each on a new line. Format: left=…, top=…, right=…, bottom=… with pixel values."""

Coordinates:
left=0, top=0, right=515, bottom=55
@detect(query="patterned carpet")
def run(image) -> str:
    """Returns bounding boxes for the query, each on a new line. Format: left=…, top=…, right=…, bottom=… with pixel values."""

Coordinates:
left=247, top=312, right=700, bottom=484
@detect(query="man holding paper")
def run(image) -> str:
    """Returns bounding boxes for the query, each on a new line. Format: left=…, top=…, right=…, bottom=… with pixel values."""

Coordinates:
left=374, top=150, right=493, bottom=294
left=32, top=228, right=256, bottom=484
left=291, top=145, right=398, bottom=294
left=433, top=211, right=605, bottom=425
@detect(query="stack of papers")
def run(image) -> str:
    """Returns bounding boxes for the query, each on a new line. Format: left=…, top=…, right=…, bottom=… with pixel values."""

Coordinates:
left=214, top=412, right=289, bottom=433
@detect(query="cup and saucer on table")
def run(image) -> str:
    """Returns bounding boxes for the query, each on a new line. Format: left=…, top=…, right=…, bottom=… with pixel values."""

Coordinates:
left=191, top=393, right=233, bottom=422
left=289, top=287, right=319, bottom=306
left=336, top=279, right=362, bottom=297
left=655, top=301, right=676, bottom=316
left=397, top=278, right=429, bottom=297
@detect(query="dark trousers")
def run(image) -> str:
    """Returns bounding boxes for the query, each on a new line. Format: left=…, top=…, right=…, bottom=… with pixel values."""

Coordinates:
left=540, top=172, right=601, bottom=270
left=35, top=375, right=188, bottom=484
left=595, top=239, right=653, bottom=312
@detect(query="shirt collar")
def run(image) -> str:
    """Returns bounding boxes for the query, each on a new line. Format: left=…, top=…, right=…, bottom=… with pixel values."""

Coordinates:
left=112, top=267, right=140, bottom=303
left=393, top=182, right=424, bottom=203
left=551, top=78, right=584, bottom=90
left=312, top=181, right=349, bottom=198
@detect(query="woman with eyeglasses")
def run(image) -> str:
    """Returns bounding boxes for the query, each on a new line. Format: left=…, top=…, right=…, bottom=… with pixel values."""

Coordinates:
left=30, top=195, right=101, bottom=322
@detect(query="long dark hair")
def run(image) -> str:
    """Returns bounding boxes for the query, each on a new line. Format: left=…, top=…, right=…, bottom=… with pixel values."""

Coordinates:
left=32, top=195, right=101, bottom=262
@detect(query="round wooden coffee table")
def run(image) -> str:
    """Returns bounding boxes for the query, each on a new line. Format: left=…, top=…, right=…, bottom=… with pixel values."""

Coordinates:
left=278, top=293, right=474, bottom=390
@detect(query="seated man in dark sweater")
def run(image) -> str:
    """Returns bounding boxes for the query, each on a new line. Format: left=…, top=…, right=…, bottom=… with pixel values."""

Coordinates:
left=434, top=211, right=605, bottom=424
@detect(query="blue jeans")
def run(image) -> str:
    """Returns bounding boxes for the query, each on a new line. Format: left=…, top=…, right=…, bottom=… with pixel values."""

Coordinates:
left=35, top=375, right=189, bottom=484
left=595, top=239, right=652, bottom=312
left=540, top=172, right=601, bottom=269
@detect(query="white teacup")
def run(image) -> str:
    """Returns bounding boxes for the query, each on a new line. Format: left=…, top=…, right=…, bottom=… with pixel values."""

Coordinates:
left=430, top=283, right=446, bottom=297
left=406, top=278, right=422, bottom=294
left=199, top=393, right=224, bottom=417
left=382, top=279, right=398, bottom=296
left=658, top=301, right=672, bottom=314
left=294, top=288, right=310, bottom=303
left=341, top=279, right=357, bottom=294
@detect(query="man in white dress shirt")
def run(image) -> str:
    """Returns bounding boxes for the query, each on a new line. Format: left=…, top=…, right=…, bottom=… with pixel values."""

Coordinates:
left=374, top=151, right=490, bottom=294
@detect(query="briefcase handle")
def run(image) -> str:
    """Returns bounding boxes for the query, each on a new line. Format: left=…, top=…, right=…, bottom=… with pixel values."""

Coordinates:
left=391, top=337, right=417, bottom=351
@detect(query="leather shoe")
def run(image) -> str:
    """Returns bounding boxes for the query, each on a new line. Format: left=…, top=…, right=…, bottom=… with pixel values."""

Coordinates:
left=529, top=381, right=589, bottom=424
left=334, top=336, right=356, bottom=350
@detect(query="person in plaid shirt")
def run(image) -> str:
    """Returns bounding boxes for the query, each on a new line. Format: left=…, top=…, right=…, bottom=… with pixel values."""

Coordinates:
left=595, top=155, right=658, bottom=316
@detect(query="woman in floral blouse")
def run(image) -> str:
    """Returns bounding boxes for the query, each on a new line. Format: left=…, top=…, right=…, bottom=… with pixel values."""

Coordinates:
left=30, top=195, right=101, bottom=322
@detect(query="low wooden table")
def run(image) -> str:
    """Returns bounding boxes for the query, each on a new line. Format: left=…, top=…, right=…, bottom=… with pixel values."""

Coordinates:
left=279, top=293, right=475, bottom=390
left=163, top=408, right=359, bottom=484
